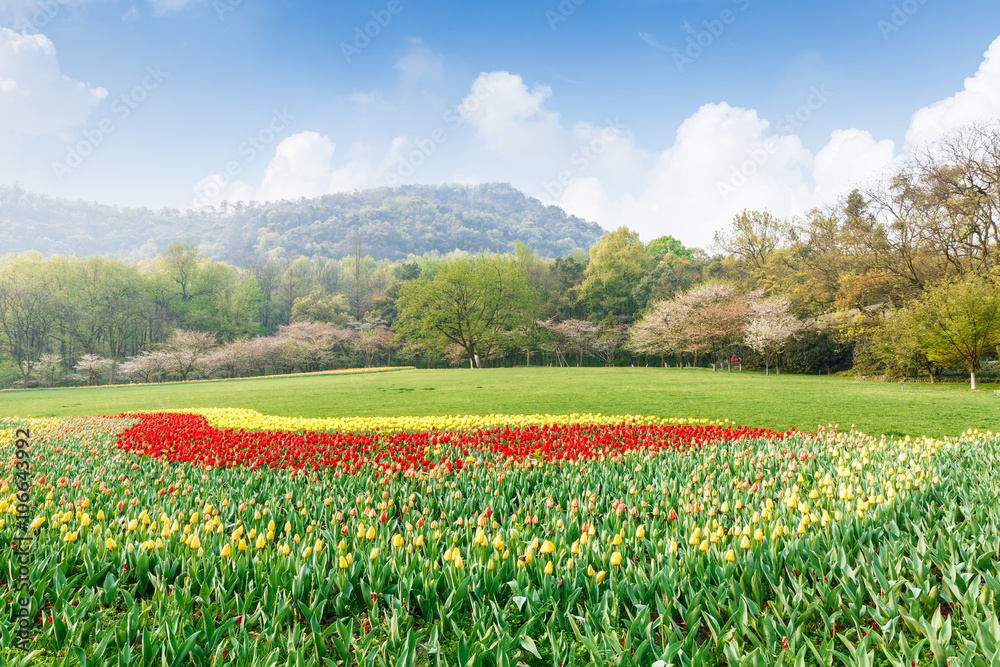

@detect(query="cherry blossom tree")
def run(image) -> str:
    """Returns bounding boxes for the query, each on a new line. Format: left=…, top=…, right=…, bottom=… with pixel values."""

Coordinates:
left=744, top=297, right=802, bottom=374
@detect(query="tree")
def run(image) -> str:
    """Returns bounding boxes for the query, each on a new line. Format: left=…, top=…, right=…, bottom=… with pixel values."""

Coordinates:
left=627, top=298, right=692, bottom=367
left=592, top=326, right=626, bottom=366
left=537, top=319, right=597, bottom=366
left=678, top=283, right=758, bottom=371
left=861, top=308, right=934, bottom=381
left=744, top=297, right=802, bottom=374
left=578, top=227, right=650, bottom=323
left=714, top=210, right=788, bottom=271
left=395, top=255, right=535, bottom=368
left=75, top=354, right=113, bottom=385
left=159, top=242, right=204, bottom=304
left=909, top=276, right=1000, bottom=389
left=291, top=289, right=350, bottom=324
left=159, top=330, right=218, bottom=381
left=646, top=235, right=692, bottom=260
left=0, top=264, right=59, bottom=387
left=272, top=322, right=354, bottom=372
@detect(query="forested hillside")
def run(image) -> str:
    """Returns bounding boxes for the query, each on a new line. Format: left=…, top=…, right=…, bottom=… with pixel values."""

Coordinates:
left=0, top=183, right=603, bottom=261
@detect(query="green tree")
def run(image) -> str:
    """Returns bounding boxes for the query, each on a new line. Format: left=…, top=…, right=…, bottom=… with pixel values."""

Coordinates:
left=395, top=255, right=535, bottom=367
left=646, top=235, right=692, bottom=260
left=578, top=227, right=650, bottom=323
left=909, top=276, right=1000, bottom=389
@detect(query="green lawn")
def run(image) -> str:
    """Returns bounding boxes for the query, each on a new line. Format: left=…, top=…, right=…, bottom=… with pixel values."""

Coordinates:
left=1, top=367, right=996, bottom=437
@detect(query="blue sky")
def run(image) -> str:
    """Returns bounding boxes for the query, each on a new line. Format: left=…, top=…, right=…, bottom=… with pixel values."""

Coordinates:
left=2, top=0, right=1000, bottom=248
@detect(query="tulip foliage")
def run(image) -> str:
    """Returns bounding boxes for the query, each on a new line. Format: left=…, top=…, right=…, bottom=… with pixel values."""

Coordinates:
left=0, top=412, right=999, bottom=666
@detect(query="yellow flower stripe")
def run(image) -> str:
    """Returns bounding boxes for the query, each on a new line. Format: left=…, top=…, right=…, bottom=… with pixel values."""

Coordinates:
left=181, top=407, right=723, bottom=434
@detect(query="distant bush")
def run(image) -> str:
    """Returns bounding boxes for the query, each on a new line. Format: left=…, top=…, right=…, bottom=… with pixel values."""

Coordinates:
left=783, top=330, right=852, bottom=375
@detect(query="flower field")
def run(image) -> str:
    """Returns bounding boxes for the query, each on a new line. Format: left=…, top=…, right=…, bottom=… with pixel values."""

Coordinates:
left=1, top=411, right=999, bottom=666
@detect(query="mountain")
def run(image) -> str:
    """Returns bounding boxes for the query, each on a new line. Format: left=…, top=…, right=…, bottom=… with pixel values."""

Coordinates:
left=0, top=183, right=605, bottom=261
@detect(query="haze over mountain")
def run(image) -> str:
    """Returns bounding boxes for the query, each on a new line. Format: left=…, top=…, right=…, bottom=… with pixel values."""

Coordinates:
left=0, top=183, right=605, bottom=262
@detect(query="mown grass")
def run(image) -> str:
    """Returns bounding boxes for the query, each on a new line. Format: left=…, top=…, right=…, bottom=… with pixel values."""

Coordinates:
left=0, top=366, right=995, bottom=437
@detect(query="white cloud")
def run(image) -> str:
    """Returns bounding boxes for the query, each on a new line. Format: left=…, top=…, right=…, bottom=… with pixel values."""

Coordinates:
left=257, top=131, right=337, bottom=201
left=188, top=36, right=1000, bottom=249
left=0, top=27, right=106, bottom=139
left=193, top=131, right=407, bottom=208
left=906, top=35, right=1000, bottom=147
left=459, top=72, right=562, bottom=157
left=813, top=129, right=896, bottom=201
left=394, top=38, right=443, bottom=85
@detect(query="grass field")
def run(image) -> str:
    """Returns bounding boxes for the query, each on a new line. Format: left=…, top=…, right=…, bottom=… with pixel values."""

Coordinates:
left=0, top=366, right=995, bottom=436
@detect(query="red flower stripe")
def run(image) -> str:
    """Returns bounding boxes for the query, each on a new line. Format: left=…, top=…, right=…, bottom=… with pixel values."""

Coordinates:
left=113, top=412, right=794, bottom=475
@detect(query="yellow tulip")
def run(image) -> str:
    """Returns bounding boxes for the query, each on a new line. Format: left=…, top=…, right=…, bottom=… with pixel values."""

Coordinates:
left=595, top=570, right=606, bottom=584
left=610, top=551, right=622, bottom=566
left=106, top=537, right=116, bottom=550
left=220, top=543, right=231, bottom=557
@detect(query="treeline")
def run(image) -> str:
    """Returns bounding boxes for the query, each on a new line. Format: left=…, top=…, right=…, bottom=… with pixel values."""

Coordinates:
left=0, top=183, right=603, bottom=262
left=2, top=123, right=999, bottom=388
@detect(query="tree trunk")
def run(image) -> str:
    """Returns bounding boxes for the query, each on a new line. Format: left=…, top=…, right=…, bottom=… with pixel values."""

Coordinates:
left=765, top=363, right=769, bottom=376
left=970, top=371, right=976, bottom=390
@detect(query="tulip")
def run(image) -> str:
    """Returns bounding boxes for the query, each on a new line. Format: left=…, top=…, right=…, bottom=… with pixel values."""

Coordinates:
left=610, top=551, right=622, bottom=566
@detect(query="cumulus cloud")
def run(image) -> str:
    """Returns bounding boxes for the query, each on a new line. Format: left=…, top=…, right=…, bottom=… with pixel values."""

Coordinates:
left=0, top=27, right=106, bottom=139
left=906, top=35, right=1000, bottom=147
left=813, top=129, right=896, bottom=201
left=394, top=38, right=444, bottom=85
left=192, top=131, right=408, bottom=208
left=188, top=36, right=1000, bottom=249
